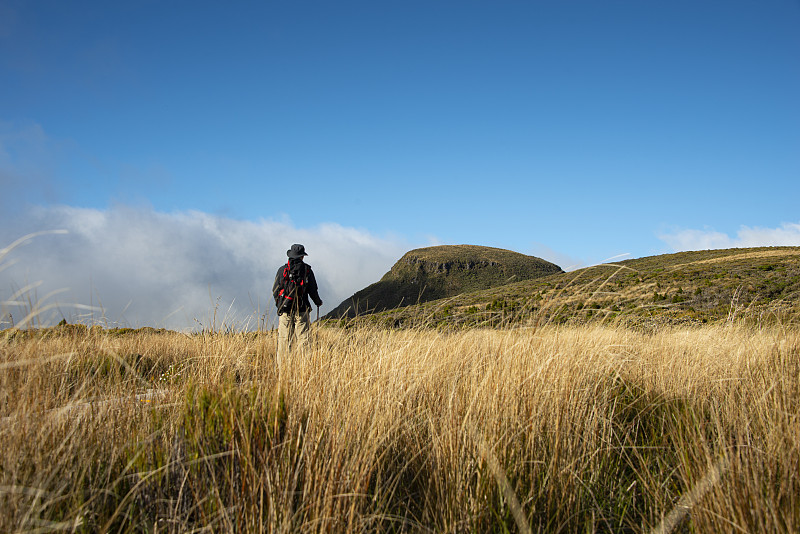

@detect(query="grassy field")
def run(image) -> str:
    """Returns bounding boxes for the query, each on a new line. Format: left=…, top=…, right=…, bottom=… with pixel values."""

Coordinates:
left=2, top=320, right=798, bottom=533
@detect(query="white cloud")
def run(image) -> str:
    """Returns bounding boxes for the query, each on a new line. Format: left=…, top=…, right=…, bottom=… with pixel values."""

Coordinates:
left=0, top=205, right=408, bottom=330
left=659, top=222, right=800, bottom=252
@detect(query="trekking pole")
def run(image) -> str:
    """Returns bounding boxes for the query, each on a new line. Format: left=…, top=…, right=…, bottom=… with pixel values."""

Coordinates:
left=314, top=306, right=320, bottom=364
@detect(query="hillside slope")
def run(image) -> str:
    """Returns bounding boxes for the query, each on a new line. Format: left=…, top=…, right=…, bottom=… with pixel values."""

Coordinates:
left=325, top=245, right=563, bottom=318
left=337, top=247, right=800, bottom=328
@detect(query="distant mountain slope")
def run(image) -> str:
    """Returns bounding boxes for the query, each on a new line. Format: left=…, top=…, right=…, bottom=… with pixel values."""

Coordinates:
left=336, top=247, right=800, bottom=328
left=325, top=245, right=564, bottom=319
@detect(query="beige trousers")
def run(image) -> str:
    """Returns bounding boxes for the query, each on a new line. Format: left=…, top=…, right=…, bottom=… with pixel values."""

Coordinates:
left=276, top=310, right=310, bottom=377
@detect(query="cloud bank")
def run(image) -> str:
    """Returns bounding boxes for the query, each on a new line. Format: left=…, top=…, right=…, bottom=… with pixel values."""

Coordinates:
left=0, top=205, right=408, bottom=330
left=659, top=222, right=800, bottom=252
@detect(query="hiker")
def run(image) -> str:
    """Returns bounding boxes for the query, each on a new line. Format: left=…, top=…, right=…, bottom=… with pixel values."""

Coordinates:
left=272, top=244, right=323, bottom=373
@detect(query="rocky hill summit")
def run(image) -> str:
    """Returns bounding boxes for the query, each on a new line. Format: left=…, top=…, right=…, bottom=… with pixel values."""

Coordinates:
left=325, top=245, right=563, bottom=318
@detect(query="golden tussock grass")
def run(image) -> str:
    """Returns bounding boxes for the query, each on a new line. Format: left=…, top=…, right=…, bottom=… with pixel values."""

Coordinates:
left=1, top=322, right=798, bottom=532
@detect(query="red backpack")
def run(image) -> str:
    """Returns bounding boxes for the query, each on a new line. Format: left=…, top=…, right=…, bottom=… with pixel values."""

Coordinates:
left=277, top=260, right=308, bottom=314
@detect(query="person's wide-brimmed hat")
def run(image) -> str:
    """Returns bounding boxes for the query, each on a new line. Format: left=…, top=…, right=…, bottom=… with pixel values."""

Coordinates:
left=287, top=244, right=308, bottom=259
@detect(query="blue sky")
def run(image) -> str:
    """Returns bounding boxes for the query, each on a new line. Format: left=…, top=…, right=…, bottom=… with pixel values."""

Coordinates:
left=1, top=1, right=799, bottom=329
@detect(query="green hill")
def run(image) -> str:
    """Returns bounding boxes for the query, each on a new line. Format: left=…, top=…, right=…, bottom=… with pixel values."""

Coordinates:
left=325, top=245, right=564, bottom=318
left=333, top=246, right=800, bottom=328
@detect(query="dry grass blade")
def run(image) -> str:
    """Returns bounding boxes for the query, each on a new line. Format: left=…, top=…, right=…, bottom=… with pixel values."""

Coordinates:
left=471, top=429, right=532, bottom=534
left=651, top=455, right=730, bottom=534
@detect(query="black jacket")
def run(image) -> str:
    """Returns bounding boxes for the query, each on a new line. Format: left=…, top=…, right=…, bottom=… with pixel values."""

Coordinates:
left=272, top=259, right=322, bottom=313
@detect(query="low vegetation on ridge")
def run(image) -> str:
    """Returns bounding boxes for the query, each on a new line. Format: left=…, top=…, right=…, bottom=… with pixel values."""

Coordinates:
left=340, top=246, right=800, bottom=329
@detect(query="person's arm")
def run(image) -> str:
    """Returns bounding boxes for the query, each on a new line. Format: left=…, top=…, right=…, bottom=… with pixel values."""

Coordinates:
left=272, top=266, right=283, bottom=305
left=307, top=268, right=323, bottom=307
